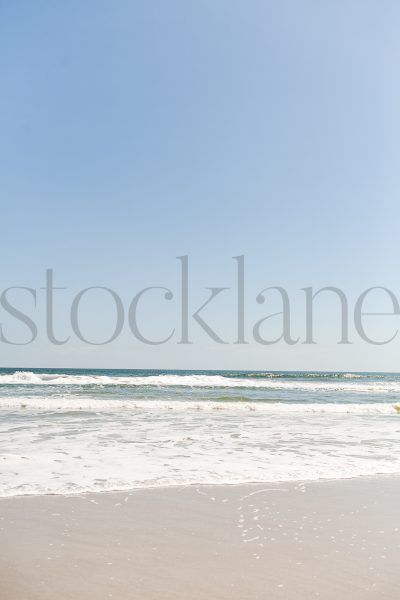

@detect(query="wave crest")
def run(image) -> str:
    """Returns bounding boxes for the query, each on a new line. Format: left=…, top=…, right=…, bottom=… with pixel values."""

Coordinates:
left=0, top=370, right=399, bottom=394
left=0, top=396, right=399, bottom=414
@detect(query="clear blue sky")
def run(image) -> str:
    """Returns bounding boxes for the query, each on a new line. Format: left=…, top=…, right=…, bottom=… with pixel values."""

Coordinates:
left=1, top=1, right=399, bottom=370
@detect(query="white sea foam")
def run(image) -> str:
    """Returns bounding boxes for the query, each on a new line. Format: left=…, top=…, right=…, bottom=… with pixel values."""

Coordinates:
left=1, top=399, right=400, bottom=497
left=0, top=396, right=399, bottom=414
left=0, top=371, right=399, bottom=393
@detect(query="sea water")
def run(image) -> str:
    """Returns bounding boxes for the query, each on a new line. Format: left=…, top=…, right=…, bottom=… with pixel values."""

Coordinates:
left=1, top=369, right=400, bottom=496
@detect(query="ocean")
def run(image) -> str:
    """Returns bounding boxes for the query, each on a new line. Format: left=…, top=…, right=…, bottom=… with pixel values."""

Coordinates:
left=1, top=368, right=400, bottom=497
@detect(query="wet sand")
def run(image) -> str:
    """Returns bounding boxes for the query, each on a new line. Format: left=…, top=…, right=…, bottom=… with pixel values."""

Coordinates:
left=1, top=477, right=400, bottom=599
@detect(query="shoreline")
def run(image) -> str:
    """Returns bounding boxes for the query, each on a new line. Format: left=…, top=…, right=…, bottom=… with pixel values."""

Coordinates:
left=2, top=471, right=400, bottom=501
left=1, top=477, right=400, bottom=599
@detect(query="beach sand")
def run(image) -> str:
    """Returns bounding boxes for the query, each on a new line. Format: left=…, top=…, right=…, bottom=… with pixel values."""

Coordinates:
left=1, top=477, right=399, bottom=599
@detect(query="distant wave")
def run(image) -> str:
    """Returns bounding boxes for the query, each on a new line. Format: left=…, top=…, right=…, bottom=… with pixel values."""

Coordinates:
left=0, top=371, right=399, bottom=394
left=223, top=371, right=386, bottom=379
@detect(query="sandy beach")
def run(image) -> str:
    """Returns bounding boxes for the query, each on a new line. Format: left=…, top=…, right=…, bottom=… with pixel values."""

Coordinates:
left=1, top=477, right=399, bottom=599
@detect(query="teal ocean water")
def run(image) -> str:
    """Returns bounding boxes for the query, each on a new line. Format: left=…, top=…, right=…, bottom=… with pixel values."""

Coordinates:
left=1, top=369, right=400, bottom=496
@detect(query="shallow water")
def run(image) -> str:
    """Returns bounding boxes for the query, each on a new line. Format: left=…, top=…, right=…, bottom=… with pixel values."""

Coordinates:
left=1, top=368, right=400, bottom=496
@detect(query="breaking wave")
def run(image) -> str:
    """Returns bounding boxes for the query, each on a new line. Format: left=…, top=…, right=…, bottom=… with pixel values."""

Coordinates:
left=0, top=395, right=399, bottom=414
left=0, top=370, right=399, bottom=394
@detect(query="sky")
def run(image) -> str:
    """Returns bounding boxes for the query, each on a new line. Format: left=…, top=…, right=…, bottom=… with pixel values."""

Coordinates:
left=0, top=0, right=400, bottom=371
